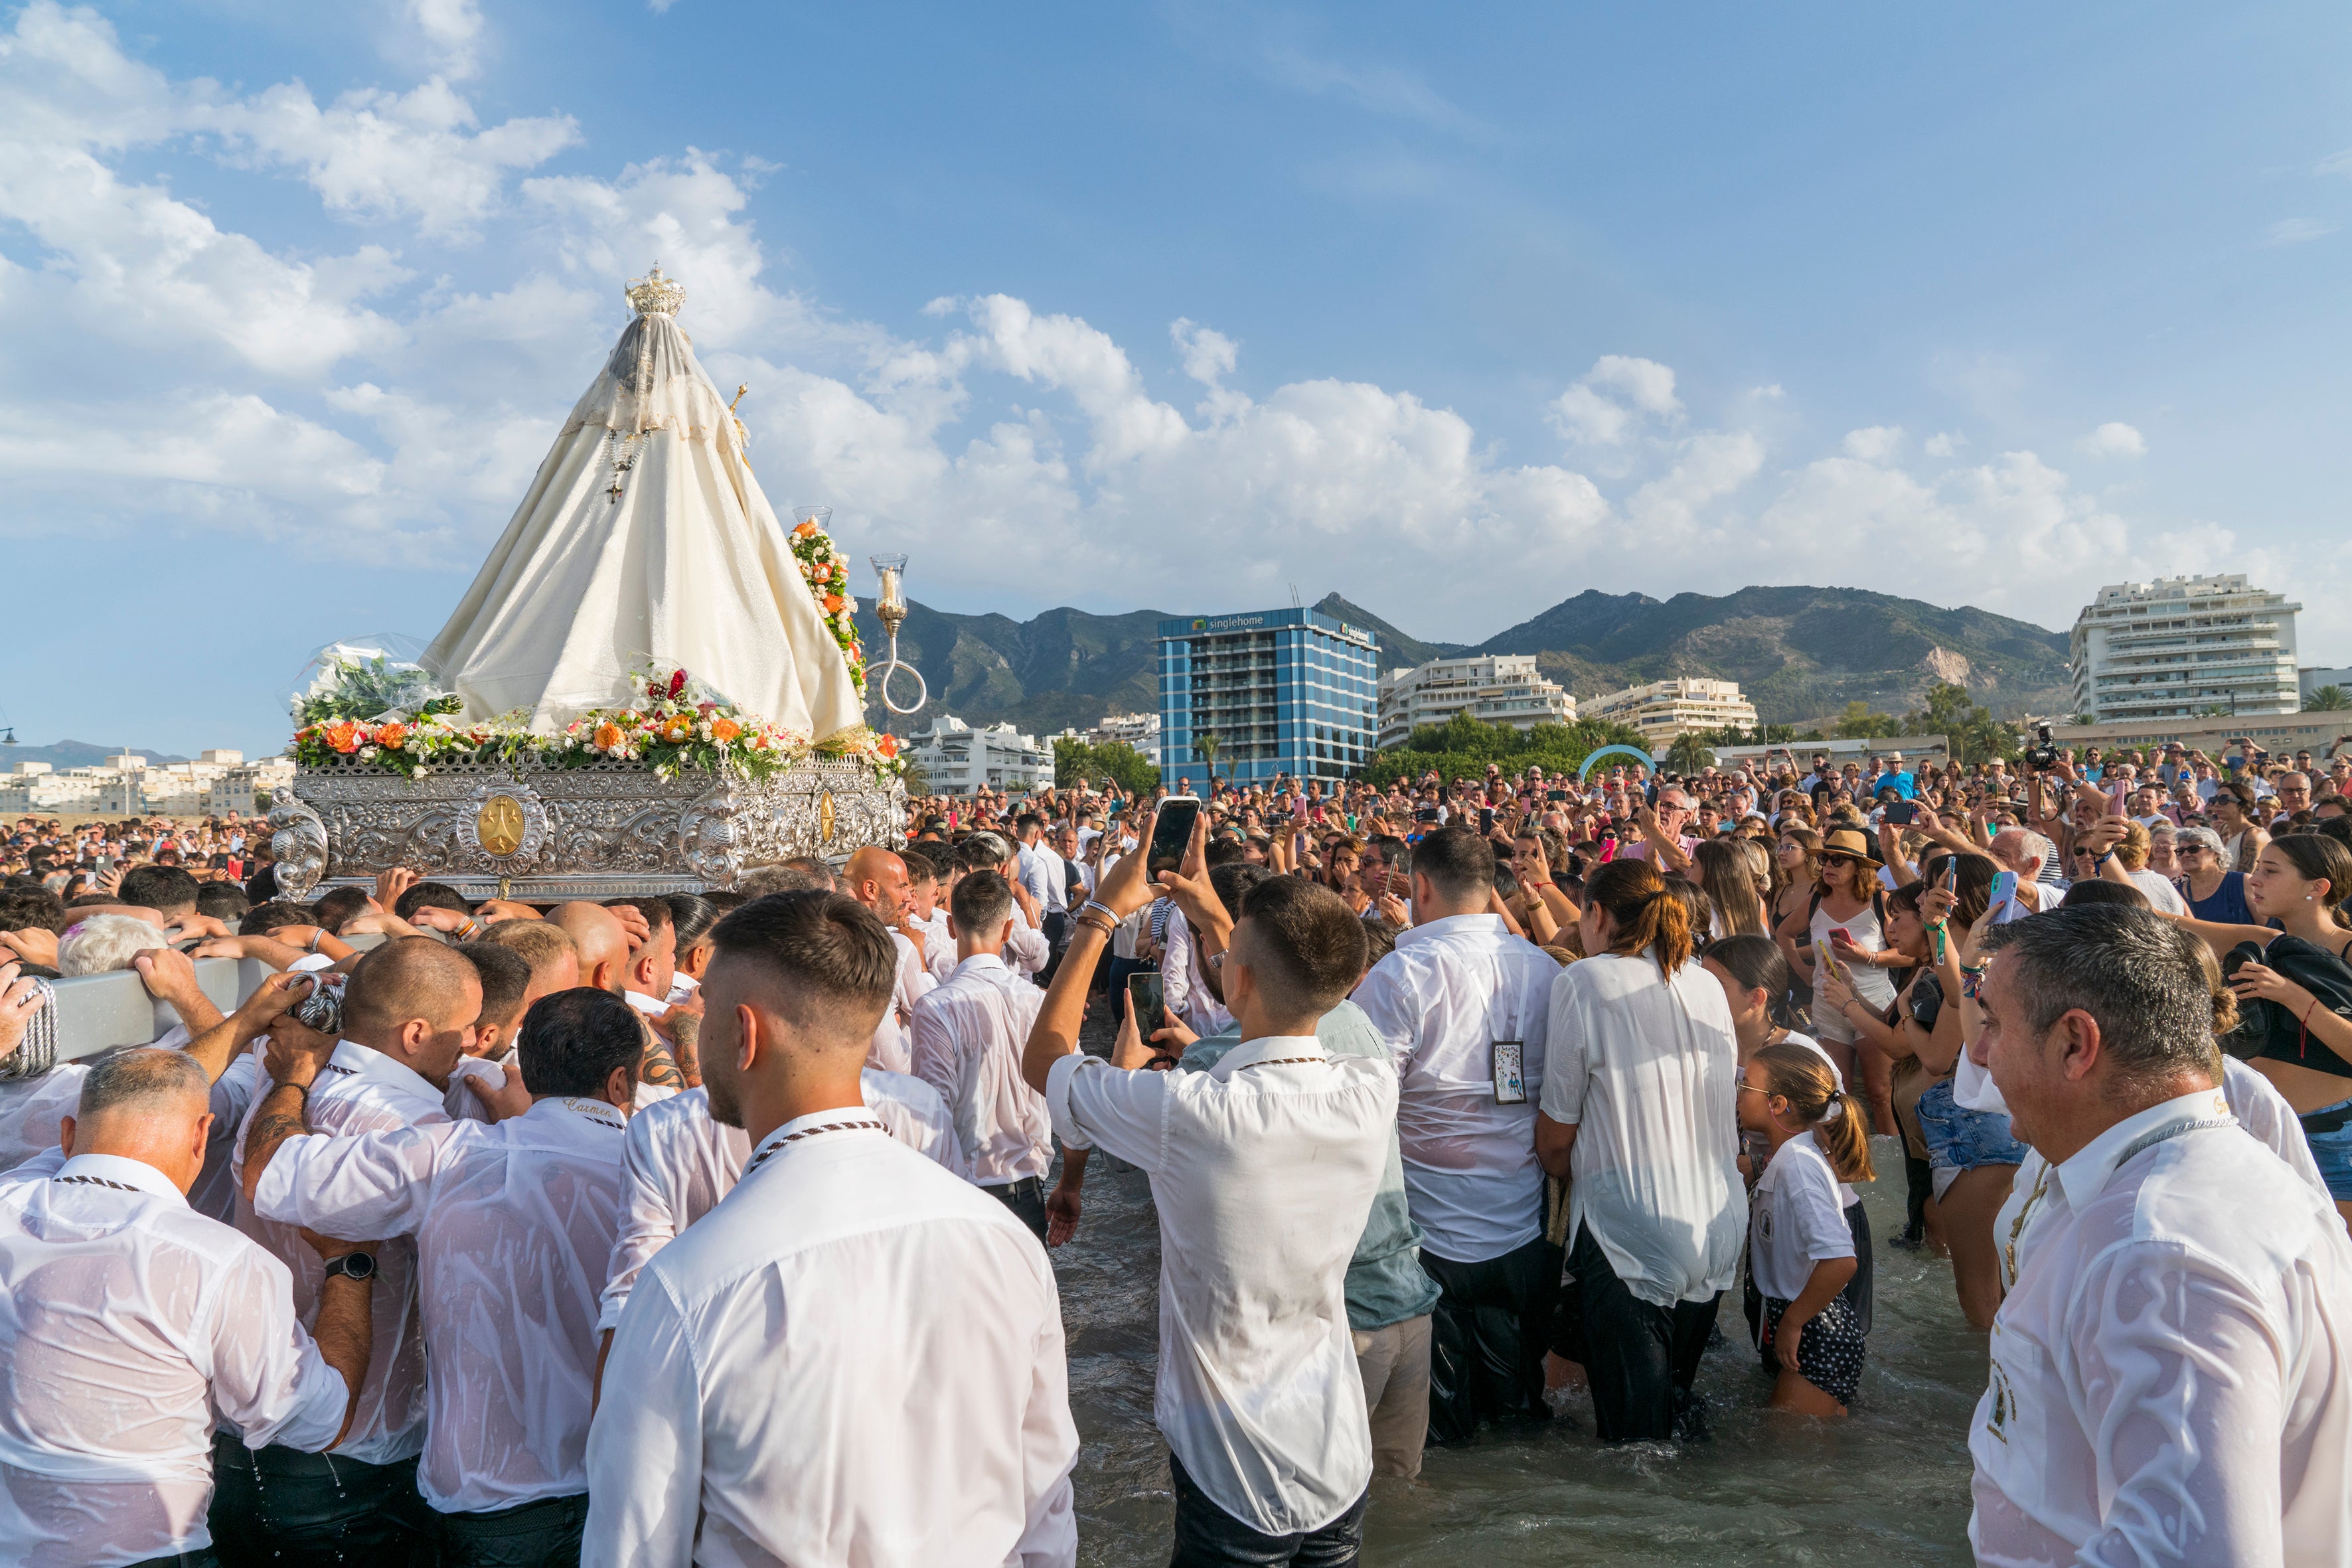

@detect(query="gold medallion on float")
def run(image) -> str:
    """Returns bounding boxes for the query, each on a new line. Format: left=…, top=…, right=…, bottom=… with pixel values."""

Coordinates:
left=477, top=794, right=526, bottom=857
left=819, top=789, right=837, bottom=846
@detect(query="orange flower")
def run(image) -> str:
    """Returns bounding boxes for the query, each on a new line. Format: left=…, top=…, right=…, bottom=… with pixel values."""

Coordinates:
left=710, top=717, right=742, bottom=743
left=876, top=734, right=898, bottom=759
left=823, top=594, right=844, bottom=615
left=592, top=722, right=625, bottom=751
left=794, top=520, right=818, bottom=537
left=374, top=722, right=409, bottom=750
left=661, top=716, right=692, bottom=743
left=325, top=721, right=362, bottom=753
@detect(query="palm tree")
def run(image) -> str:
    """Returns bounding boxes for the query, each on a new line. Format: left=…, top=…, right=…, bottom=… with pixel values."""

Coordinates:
left=1192, top=730, right=1221, bottom=785
left=1665, top=731, right=1714, bottom=775
left=2306, top=685, right=2351, bottom=712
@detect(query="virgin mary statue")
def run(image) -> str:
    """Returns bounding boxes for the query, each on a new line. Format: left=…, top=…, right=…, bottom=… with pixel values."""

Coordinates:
left=423, top=265, right=864, bottom=741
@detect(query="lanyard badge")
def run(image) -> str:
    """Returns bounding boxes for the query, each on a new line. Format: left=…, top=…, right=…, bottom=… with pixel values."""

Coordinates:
left=1492, top=1040, right=1527, bottom=1104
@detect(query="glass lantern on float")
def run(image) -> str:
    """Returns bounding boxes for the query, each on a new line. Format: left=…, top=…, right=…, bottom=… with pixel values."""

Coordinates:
left=868, top=552, right=927, bottom=716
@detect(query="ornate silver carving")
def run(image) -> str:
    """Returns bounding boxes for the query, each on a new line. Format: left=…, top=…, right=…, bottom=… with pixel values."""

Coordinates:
left=290, top=757, right=904, bottom=900
left=268, top=795, right=330, bottom=902
left=461, top=774, right=550, bottom=864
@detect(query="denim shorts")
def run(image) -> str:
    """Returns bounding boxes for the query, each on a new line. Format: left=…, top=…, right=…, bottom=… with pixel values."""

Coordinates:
left=2302, top=1096, right=2352, bottom=1202
left=1915, top=1079, right=2027, bottom=1196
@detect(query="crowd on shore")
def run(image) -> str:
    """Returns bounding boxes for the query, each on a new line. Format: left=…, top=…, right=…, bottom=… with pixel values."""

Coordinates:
left=2, top=729, right=2350, bottom=1566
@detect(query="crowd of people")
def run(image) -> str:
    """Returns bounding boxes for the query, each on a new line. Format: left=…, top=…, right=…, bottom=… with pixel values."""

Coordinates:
left=1, top=726, right=2349, bottom=1566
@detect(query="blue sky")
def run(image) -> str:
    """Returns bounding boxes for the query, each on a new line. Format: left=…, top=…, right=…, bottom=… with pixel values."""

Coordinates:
left=3, top=0, right=2347, bottom=756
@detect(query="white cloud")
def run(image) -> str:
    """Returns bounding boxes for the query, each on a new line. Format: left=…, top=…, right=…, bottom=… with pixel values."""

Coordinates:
left=2317, top=147, right=2352, bottom=177
left=2079, top=421, right=2147, bottom=458
left=404, top=0, right=485, bottom=80
left=1924, top=431, right=1964, bottom=458
left=2262, top=216, right=2339, bottom=247
left=1545, top=354, right=1682, bottom=447
left=1842, top=426, right=1903, bottom=461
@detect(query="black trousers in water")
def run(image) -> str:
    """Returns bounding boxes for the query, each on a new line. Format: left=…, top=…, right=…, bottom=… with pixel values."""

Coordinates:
left=985, top=1176, right=1050, bottom=1245
left=1568, top=1224, right=1720, bottom=1443
left=1420, top=1233, right=1562, bottom=1444
left=439, top=1491, right=589, bottom=1567
left=1169, top=1449, right=1370, bottom=1567
left=1745, top=1197, right=1874, bottom=1354
left=208, top=1433, right=438, bottom=1567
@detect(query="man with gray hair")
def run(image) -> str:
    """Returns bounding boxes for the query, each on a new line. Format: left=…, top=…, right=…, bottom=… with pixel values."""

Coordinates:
left=1968, top=905, right=2352, bottom=1565
left=0, top=1049, right=375, bottom=1567
left=1987, top=826, right=2057, bottom=908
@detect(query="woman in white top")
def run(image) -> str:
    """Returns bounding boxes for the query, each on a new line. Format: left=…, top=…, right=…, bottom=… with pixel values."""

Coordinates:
left=1775, top=826, right=1898, bottom=1131
left=1738, top=1041, right=1873, bottom=1416
left=1536, top=859, right=1743, bottom=1443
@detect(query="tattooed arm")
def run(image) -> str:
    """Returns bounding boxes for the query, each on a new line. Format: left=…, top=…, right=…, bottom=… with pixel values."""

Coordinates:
left=663, top=1012, right=700, bottom=1089
left=638, top=1020, right=686, bottom=1091
left=242, top=1014, right=338, bottom=1204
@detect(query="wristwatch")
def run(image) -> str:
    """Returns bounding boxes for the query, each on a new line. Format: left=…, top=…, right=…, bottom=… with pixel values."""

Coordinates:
left=321, top=1251, right=377, bottom=1283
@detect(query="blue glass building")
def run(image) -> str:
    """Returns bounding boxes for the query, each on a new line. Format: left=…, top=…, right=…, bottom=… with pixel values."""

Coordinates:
left=1156, top=607, right=1379, bottom=788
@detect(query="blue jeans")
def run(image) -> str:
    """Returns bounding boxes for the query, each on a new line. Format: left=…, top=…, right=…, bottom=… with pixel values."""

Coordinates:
left=2302, top=1096, right=2352, bottom=1202
left=1915, top=1079, right=2027, bottom=1182
left=1168, top=1449, right=1369, bottom=1567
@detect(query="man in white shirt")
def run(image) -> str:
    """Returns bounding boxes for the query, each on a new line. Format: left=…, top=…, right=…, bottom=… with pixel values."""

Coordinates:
left=1026, top=844, right=1394, bottom=1563
left=911, top=870, right=1087, bottom=1245
left=248, top=986, right=643, bottom=1565
left=1015, top=812, right=1070, bottom=969
left=842, top=845, right=935, bottom=1074
left=1353, top=823, right=1562, bottom=1443
left=969, top=834, right=1052, bottom=977
left=1970, top=905, right=2352, bottom=1567
left=902, top=848, right=958, bottom=982
left=0, top=1048, right=374, bottom=1568
left=586, top=891, right=1077, bottom=1567
left=218, top=937, right=483, bottom=1562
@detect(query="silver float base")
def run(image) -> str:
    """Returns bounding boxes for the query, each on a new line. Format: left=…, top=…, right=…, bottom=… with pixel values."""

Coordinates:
left=282, top=756, right=904, bottom=899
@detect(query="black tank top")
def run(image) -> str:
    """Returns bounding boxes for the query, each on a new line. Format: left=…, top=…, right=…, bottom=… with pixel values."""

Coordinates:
left=2248, top=932, right=2352, bottom=1079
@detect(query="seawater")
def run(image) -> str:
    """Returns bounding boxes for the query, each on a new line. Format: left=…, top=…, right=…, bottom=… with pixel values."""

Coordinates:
left=1050, top=1134, right=1984, bottom=1565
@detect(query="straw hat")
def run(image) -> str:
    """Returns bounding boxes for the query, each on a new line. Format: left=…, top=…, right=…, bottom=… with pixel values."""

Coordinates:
left=1821, top=826, right=1882, bottom=864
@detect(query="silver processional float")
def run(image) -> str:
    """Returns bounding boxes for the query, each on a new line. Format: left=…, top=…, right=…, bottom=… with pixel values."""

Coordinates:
left=268, top=264, right=925, bottom=902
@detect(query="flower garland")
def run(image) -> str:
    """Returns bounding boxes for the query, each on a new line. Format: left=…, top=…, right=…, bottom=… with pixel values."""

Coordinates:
left=789, top=516, right=866, bottom=695
left=293, top=666, right=904, bottom=783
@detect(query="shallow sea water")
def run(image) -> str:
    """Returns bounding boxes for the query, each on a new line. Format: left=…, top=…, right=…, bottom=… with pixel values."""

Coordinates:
left=1049, top=1118, right=1986, bottom=1566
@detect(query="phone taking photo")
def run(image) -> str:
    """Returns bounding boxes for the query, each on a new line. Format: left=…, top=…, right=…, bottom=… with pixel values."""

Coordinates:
left=1127, top=970, right=1165, bottom=1042
left=1148, top=797, right=1200, bottom=879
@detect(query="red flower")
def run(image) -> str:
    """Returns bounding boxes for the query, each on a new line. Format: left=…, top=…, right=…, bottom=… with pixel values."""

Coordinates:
left=668, top=669, right=688, bottom=699
left=876, top=734, right=898, bottom=759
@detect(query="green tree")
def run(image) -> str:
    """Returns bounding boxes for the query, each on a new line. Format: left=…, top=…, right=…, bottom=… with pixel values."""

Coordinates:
left=1897, top=681, right=2019, bottom=766
left=2306, top=685, right=2351, bottom=712
left=1360, top=712, right=1650, bottom=789
left=1835, top=700, right=1898, bottom=740
left=1666, top=732, right=1716, bottom=775
left=1192, top=730, right=1221, bottom=780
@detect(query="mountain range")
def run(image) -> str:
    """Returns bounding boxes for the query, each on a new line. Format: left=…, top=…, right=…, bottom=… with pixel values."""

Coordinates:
left=858, top=584, right=2074, bottom=738
left=1, top=739, right=191, bottom=770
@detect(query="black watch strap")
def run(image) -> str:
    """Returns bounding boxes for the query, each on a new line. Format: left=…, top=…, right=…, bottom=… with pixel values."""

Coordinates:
left=322, top=1251, right=376, bottom=1283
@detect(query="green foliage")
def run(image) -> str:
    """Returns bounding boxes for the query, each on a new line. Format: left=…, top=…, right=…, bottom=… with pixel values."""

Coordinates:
left=1892, top=681, right=2019, bottom=766
left=1054, top=736, right=1160, bottom=795
left=2306, top=685, right=2351, bottom=712
left=293, top=655, right=460, bottom=726
left=1834, top=700, right=1899, bottom=740
left=1666, top=732, right=1716, bottom=775
left=1362, top=712, right=1650, bottom=787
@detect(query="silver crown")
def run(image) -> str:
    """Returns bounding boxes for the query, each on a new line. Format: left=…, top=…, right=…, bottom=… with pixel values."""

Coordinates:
left=625, top=262, right=686, bottom=317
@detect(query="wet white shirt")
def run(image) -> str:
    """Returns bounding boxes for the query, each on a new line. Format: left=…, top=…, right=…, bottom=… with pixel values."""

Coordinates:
left=0, top=1153, right=347, bottom=1566
left=253, top=1095, right=629, bottom=1514
left=596, top=1072, right=963, bottom=1331
left=1046, top=1036, right=1395, bottom=1537
left=919, top=907, right=957, bottom=983
left=0, top=1066, right=88, bottom=1174
left=231, top=1036, right=447, bottom=1466
left=585, top=1116, right=1078, bottom=1568
left=911, top=953, right=1054, bottom=1186
left=1747, top=1134, right=1855, bottom=1301
left=1352, top=913, right=1557, bottom=1264
left=1162, top=917, right=1231, bottom=1037
left=1006, top=898, right=1050, bottom=977
left=1540, top=953, right=1744, bottom=1306
left=1970, top=1089, right=2352, bottom=1567
left=1016, top=840, right=1067, bottom=916
left=870, top=931, right=937, bottom=1076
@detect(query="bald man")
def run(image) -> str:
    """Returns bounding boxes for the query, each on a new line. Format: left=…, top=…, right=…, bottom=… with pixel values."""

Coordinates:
left=218, top=937, right=482, bottom=1561
left=542, top=903, right=685, bottom=1097
left=842, top=847, right=935, bottom=1075
left=0, top=1050, right=376, bottom=1568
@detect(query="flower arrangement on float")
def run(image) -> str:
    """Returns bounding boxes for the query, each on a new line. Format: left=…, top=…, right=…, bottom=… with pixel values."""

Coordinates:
left=789, top=514, right=868, bottom=695
left=293, top=665, right=903, bottom=784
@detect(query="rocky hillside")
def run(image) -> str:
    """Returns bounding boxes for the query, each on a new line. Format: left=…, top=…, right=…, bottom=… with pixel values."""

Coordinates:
left=856, top=585, right=2071, bottom=735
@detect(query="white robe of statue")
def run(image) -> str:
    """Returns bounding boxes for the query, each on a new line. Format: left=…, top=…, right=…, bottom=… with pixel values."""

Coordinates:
left=425, top=284, right=864, bottom=742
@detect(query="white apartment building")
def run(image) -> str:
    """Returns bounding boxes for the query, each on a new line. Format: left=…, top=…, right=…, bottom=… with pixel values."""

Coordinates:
left=2069, top=575, right=2302, bottom=722
left=1375, top=655, right=1577, bottom=749
left=903, top=715, right=1052, bottom=795
left=1587, top=677, right=1759, bottom=745
left=0, top=750, right=294, bottom=817
left=1081, top=711, right=1161, bottom=765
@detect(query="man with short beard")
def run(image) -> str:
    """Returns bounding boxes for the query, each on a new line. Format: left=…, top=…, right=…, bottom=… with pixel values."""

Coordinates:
left=586, top=893, right=1073, bottom=1566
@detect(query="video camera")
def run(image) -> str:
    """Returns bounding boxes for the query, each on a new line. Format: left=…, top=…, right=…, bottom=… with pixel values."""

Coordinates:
left=2021, top=722, right=2060, bottom=773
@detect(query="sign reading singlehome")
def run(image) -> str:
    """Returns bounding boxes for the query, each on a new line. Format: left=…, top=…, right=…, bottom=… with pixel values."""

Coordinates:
left=1191, top=613, right=1269, bottom=634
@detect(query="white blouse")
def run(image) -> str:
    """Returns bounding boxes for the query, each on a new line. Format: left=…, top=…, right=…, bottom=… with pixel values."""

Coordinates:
left=1540, top=953, right=1744, bottom=1307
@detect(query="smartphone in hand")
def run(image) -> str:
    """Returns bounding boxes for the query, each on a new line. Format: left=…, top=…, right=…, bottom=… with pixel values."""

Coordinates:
left=1127, top=970, right=1165, bottom=1041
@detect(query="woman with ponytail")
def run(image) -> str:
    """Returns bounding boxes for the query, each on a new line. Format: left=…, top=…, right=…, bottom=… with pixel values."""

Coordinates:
left=1535, top=858, right=1744, bottom=1442
left=1737, top=1041, right=1873, bottom=1416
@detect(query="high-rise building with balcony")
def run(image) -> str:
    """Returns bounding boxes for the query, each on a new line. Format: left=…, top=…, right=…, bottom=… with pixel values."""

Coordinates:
left=1156, top=607, right=1378, bottom=787
left=1375, top=655, right=1577, bottom=749
left=2069, top=575, right=2302, bottom=722
left=1587, top=677, right=1758, bottom=746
